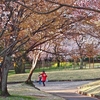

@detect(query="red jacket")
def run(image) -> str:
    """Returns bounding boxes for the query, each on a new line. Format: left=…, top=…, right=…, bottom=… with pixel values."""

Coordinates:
left=41, top=72, right=47, bottom=82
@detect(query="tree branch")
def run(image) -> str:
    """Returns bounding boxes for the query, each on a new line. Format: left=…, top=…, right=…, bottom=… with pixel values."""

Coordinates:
left=45, top=0, right=100, bottom=13
left=15, top=1, right=63, bottom=14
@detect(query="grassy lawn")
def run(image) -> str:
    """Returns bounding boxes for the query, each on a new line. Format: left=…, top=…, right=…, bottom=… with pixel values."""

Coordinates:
left=0, top=83, right=63, bottom=100
left=5, top=83, right=64, bottom=100
left=7, top=68, right=100, bottom=99
left=8, top=69, right=100, bottom=82
left=0, top=95, right=36, bottom=100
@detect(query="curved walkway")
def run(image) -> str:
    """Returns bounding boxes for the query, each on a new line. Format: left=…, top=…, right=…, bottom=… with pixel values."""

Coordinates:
left=34, top=81, right=99, bottom=100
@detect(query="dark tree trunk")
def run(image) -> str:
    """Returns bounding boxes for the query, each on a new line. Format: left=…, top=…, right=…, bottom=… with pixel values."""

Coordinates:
left=14, top=58, right=25, bottom=74
left=1, top=56, right=11, bottom=96
left=57, top=59, right=60, bottom=68
left=89, top=57, right=91, bottom=68
left=0, top=68, right=2, bottom=90
left=80, top=57, right=84, bottom=69
left=0, top=62, right=2, bottom=90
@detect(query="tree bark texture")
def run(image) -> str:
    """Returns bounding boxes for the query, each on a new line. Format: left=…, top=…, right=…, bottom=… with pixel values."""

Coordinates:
left=80, top=57, right=83, bottom=69
left=1, top=56, right=11, bottom=96
left=25, top=51, right=41, bottom=85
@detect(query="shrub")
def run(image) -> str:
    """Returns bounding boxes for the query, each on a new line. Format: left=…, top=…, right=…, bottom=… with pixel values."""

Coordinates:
left=52, top=62, right=72, bottom=68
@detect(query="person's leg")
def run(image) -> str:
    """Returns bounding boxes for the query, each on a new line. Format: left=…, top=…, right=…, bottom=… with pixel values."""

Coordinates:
left=43, top=81, right=45, bottom=86
left=39, top=79, right=41, bottom=84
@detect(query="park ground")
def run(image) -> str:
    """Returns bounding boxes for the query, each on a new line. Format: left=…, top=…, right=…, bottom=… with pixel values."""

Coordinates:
left=1, top=68, right=100, bottom=100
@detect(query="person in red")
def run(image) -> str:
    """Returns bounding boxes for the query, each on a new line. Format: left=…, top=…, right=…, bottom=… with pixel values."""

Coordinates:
left=41, top=71, right=47, bottom=86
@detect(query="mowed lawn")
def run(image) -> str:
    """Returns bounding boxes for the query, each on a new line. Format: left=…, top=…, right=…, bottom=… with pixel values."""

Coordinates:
left=8, top=69, right=100, bottom=82
left=7, top=68, right=100, bottom=99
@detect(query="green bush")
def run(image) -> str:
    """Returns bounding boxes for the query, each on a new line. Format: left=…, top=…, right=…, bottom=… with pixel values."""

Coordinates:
left=51, top=62, right=72, bottom=68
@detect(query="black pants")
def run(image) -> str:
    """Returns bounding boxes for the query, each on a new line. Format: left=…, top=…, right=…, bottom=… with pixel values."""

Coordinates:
left=42, top=81, right=45, bottom=86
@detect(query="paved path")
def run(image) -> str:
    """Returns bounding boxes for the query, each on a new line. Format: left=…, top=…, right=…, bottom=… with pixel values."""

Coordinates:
left=34, top=81, right=99, bottom=100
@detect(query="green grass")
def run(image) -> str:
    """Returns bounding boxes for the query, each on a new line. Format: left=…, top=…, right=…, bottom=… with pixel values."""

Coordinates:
left=7, top=68, right=100, bottom=99
left=0, top=83, right=37, bottom=100
left=8, top=69, right=100, bottom=82
left=32, top=62, right=100, bottom=72
left=6, top=83, right=64, bottom=100
left=8, top=62, right=100, bottom=76
left=8, top=70, right=16, bottom=75
left=0, top=95, right=36, bottom=100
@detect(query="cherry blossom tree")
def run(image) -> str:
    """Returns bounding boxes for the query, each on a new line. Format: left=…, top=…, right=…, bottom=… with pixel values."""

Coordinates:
left=0, top=0, right=100, bottom=96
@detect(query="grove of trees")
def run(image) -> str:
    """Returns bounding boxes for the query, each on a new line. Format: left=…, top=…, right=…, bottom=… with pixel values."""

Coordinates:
left=0, top=0, right=100, bottom=96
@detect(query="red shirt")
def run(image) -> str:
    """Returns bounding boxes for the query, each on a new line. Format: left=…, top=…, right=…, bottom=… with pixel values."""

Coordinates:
left=41, top=72, right=47, bottom=82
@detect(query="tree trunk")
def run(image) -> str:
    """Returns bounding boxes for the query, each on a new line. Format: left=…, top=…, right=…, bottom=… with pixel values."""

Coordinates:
left=57, top=59, right=60, bottom=68
left=93, top=57, right=94, bottom=68
left=80, top=57, right=83, bottom=69
left=25, top=51, right=41, bottom=85
left=89, top=57, right=91, bottom=68
left=14, top=58, right=25, bottom=74
left=0, top=68, right=2, bottom=90
left=25, top=68, right=35, bottom=85
left=1, top=56, right=11, bottom=96
left=0, top=62, right=2, bottom=90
